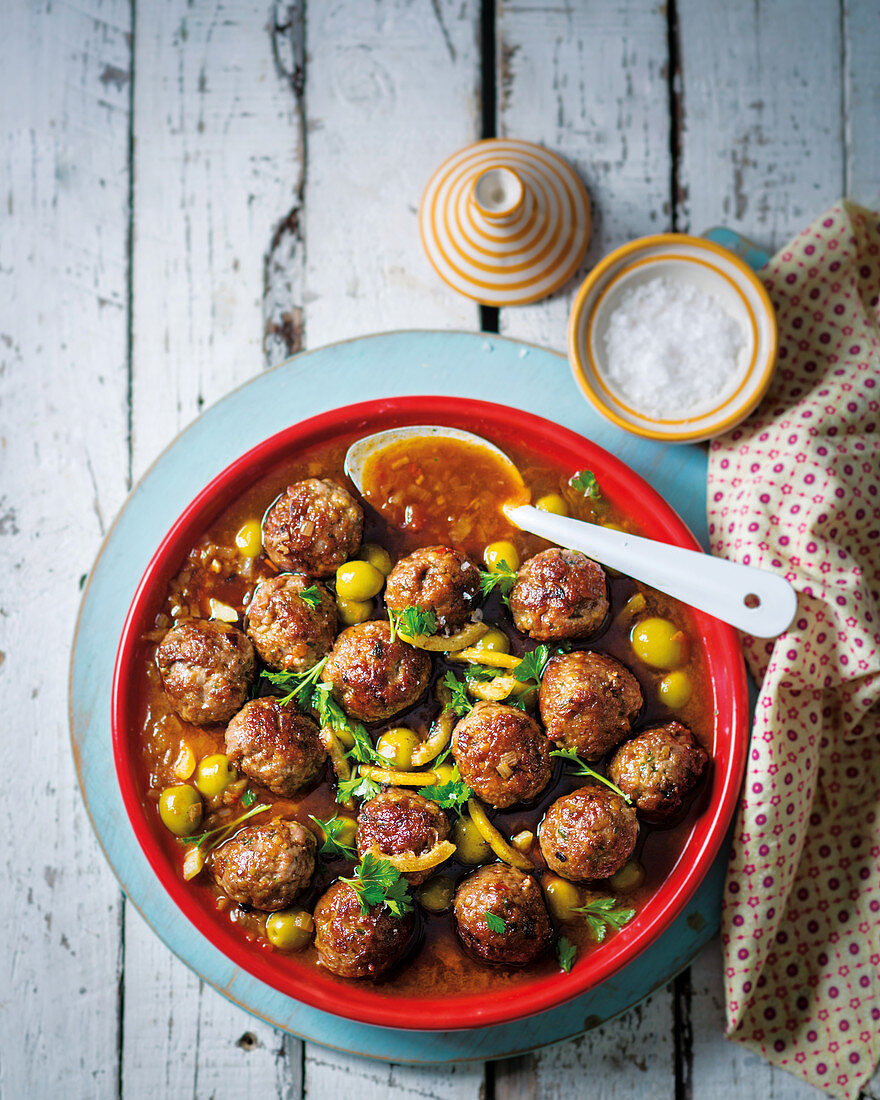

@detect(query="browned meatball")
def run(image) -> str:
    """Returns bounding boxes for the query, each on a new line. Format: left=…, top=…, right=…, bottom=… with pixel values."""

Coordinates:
left=321, top=620, right=431, bottom=722
left=539, top=786, right=638, bottom=881
left=539, top=651, right=643, bottom=759
left=452, top=701, right=552, bottom=809
left=262, top=478, right=363, bottom=577
left=313, top=880, right=415, bottom=979
left=384, top=546, right=480, bottom=632
left=246, top=574, right=336, bottom=672
left=608, top=721, right=709, bottom=817
left=156, top=619, right=255, bottom=725
left=453, top=864, right=551, bottom=966
left=225, top=697, right=327, bottom=797
left=510, top=548, right=609, bottom=641
left=211, top=817, right=316, bottom=910
left=356, top=789, right=451, bottom=884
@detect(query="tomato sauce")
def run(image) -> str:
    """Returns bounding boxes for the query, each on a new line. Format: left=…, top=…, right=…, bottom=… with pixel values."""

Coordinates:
left=132, top=431, right=713, bottom=998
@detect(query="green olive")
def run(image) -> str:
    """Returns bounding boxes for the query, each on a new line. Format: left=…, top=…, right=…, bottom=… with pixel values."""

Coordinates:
left=432, top=762, right=456, bottom=785
left=535, top=493, right=569, bottom=516
left=335, top=559, right=384, bottom=601
left=452, top=816, right=492, bottom=865
left=336, top=597, right=373, bottom=626
left=158, top=785, right=203, bottom=837
left=358, top=542, right=393, bottom=576
left=471, top=627, right=510, bottom=654
left=543, top=874, right=583, bottom=921
left=194, top=754, right=236, bottom=798
left=609, top=859, right=646, bottom=894
left=417, top=875, right=455, bottom=914
left=376, top=727, right=419, bottom=770
left=265, top=908, right=314, bottom=951
left=630, top=617, right=689, bottom=670
left=658, top=670, right=693, bottom=709
left=483, top=540, right=521, bottom=573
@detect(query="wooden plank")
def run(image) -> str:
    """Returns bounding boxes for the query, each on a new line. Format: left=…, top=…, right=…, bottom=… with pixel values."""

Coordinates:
left=494, top=3, right=676, bottom=1091
left=844, top=0, right=880, bottom=209
left=0, top=0, right=131, bottom=1094
left=302, top=0, right=481, bottom=347
left=123, top=2, right=305, bottom=1091
left=677, top=0, right=844, bottom=247
left=493, top=991, right=676, bottom=1100
left=496, top=0, right=672, bottom=350
left=304, top=1048, right=485, bottom=1100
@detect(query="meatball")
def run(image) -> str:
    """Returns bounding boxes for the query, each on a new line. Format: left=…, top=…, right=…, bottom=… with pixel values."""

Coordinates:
left=356, top=789, right=451, bottom=884
left=156, top=619, right=255, bottom=725
left=510, top=548, right=609, bottom=641
left=384, top=546, right=480, bottom=632
left=246, top=573, right=336, bottom=672
left=453, top=864, right=551, bottom=966
left=211, top=817, right=315, bottom=910
left=321, top=620, right=431, bottom=722
left=452, top=701, right=552, bottom=809
left=225, top=697, right=327, bottom=797
left=539, top=650, right=643, bottom=759
left=313, top=880, right=415, bottom=979
left=262, top=478, right=363, bottom=577
left=608, top=721, right=709, bottom=817
left=539, top=786, right=638, bottom=881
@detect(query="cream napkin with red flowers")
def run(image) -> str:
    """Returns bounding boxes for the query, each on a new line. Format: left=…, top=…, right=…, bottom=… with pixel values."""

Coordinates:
left=707, top=201, right=880, bottom=1099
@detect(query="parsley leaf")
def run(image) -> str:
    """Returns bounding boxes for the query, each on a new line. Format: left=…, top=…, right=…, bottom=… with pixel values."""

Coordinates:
left=572, top=897, right=636, bottom=943
left=569, top=469, right=602, bottom=501
left=461, top=663, right=497, bottom=683
left=485, top=911, right=507, bottom=933
left=341, top=851, right=413, bottom=918
left=443, top=671, right=473, bottom=717
left=557, top=936, right=577, bottom=973
left=337, top=771, right=382, bottom=805
left=388, top=605, right=437, bottom=643
left=478, top=560, right=517, bottom=605
left=418, top=764, right=473, bottom=814
left=511, top=644, right=552, bottom=683
left=309, top=814, right=357, bottom=860
left=261, top=657, right=328, bottom=709
left=551, top=746, right=631, bottom=803
left=183, top=802, right=270, bottom=850
left=298, top=585, right=322, bottom=609
left=344, top=720, right=385, bottom=766
left=241, top=788, right=257, bottom=808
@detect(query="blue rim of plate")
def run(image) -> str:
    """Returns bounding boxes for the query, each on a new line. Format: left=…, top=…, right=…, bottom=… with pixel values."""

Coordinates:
left=69, top=327, right=745, bottom=1063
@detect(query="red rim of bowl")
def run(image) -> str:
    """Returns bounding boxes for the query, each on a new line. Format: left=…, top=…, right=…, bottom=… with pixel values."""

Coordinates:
left=112, top=395, right=747, bottom=1031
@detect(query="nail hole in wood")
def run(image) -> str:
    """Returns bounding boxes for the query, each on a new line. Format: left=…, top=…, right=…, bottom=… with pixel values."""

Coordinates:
left=744, top=593, right=760, bottom=608
left=237, top=1032, right=258, bottom=1051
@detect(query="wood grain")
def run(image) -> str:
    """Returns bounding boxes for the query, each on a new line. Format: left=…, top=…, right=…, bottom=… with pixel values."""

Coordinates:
left=0, top=1, right=131, bottom=1094
left=844, top=0, right=880, bottom=210
left=677, top=0, right=844, bottom=247
left=123, top=2, right=304, bottom=1091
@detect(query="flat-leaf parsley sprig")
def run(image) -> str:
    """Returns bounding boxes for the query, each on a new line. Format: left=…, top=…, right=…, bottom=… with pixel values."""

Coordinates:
left=418, top=764, right=473, bottom=815
left=478, top=559, right=517, bottom=605
left=557, top=936, right=577, bottom=973
left=572, top=897, right=636, bottom=943
left=341, top=851, right=413, bottom=918
left=387, top=605, right=437, bottom=643
left=550, top=746, right=631, bottom=803
left=309, top=814, right=357, bottom=860
left=442, top=670, right=473, bottom=717
left=261, top=658, right=328, bottom=709
left=569, top=469, right=602, bottom=503
left=298, top=585, right=323, bottom=609
left=485, top=911, right=507, bottom=933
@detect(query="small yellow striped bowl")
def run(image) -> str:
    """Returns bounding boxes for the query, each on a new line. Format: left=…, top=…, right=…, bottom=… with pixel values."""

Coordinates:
left=567, top=234, right=778, bottom=443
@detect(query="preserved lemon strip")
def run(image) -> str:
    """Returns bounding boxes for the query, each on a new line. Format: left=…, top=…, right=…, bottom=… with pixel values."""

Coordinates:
left=367, top=840, right=456, bottom=874
left=467, top=674, right=528, bottom=702
left=183, top=847, right=207, bottom=881
left=410, top=709, right=454, bottom=767
left=359, top=765, right=437, bottom=787
left=450, top=648, right=520, bottom=670
left=173, top=742, right=196, bottom=780
left=320, top=727, right=351, bottom=783
left=404, top=621, right=488, bottom=652
left=467, top=798, right=534, bottom=871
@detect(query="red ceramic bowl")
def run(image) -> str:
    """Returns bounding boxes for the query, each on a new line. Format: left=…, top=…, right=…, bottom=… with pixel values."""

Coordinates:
left=112, top=395, right=747, bottom=1030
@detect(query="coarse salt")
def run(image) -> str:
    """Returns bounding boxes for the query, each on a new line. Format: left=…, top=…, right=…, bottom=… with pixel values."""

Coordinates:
left=602, top=276, right=745, bottom=417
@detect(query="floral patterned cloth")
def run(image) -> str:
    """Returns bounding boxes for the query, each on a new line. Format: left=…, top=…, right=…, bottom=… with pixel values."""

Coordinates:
left=708, top=201, right=880, bottom=1099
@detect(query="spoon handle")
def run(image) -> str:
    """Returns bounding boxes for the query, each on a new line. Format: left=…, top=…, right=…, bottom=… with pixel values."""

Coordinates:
left=506, top=505, right=798, bottom=638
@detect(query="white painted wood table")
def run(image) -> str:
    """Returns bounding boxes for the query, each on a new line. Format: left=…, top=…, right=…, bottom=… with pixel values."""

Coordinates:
left=3, top=1, right=879, bottom=1097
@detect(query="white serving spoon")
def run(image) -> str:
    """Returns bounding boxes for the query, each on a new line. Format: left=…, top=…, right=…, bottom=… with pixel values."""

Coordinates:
left=345, top=426, right=798, bottom=639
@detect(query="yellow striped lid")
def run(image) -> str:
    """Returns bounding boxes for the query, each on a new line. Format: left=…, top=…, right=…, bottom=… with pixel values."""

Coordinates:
left=419, top=139, right=591, bottom=307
